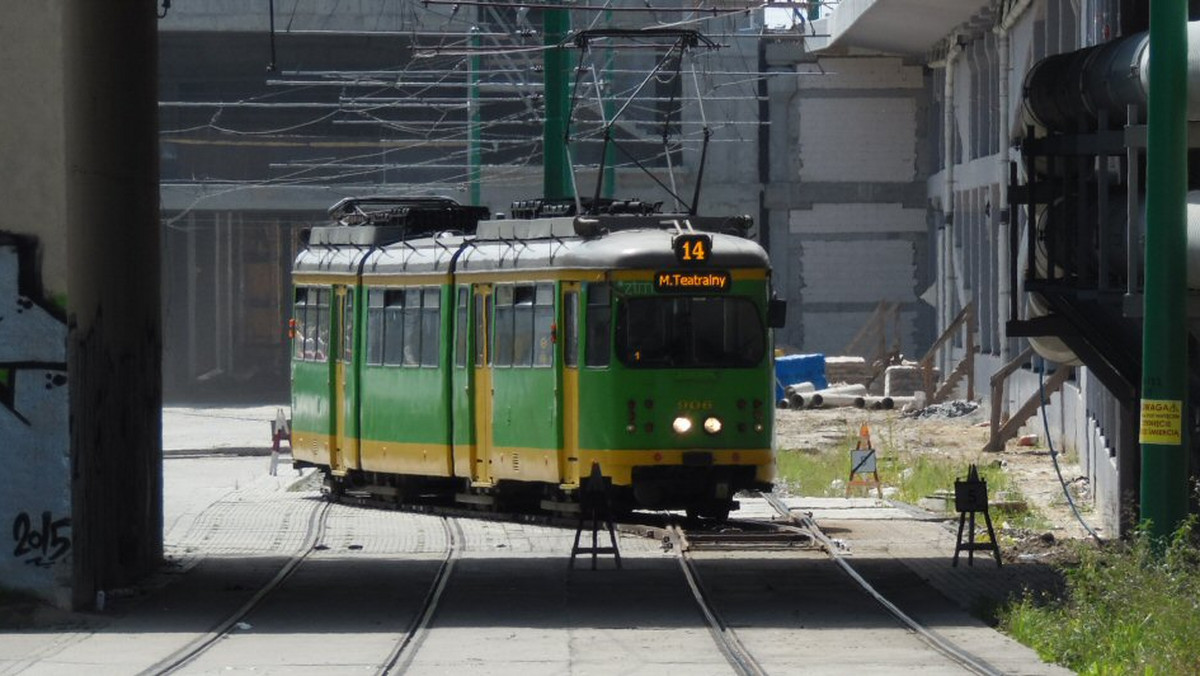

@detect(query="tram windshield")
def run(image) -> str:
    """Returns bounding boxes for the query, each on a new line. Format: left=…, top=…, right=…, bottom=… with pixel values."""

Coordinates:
left=615, top=296, right=765, bottom=368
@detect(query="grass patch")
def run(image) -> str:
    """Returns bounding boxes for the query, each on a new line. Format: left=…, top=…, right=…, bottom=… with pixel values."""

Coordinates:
left=1000, top=519, right=1200, bottom=674
left=775, top=445, right=850, bottom=497
left=778, top=441, right=1008, bottom=500
left=775, top=437, right=1047, bottom=531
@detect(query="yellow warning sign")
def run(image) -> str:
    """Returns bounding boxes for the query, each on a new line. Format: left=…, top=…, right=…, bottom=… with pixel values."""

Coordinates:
left=1139, top=399, right=1183, bottom=445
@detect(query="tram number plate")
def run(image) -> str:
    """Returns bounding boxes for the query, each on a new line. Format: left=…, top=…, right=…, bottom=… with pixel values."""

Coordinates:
left=682, top=451, right=713, bottom=467
left=673, top=234, right=712, bottom=263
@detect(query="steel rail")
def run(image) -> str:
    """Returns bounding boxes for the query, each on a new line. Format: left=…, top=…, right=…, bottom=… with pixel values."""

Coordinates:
left=139, top=500, right=333, bottom=676
left=376, top=516, right=463, bottom=675
left=665, top=522, right=769, bottom=676
left=759, top=493, right=1005, bottom=676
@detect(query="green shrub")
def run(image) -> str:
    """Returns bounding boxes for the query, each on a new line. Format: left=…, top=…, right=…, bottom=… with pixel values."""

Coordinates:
left=1000, top=518, right=1200, bottom=674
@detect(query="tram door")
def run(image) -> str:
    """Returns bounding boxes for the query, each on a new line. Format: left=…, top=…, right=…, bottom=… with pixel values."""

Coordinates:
left=332, top=285, right=360, bottom=473
left=470, top=285, right=493, bottom=485
left=561, top=283, right=582, bottom=486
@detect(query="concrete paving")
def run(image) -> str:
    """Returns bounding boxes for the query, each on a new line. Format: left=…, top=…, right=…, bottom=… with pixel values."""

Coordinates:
left=0, top=407, right=1073, bottom=675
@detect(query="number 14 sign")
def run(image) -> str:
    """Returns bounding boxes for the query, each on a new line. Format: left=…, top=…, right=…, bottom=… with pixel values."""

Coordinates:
left=673, top=234, right=712, bottom=264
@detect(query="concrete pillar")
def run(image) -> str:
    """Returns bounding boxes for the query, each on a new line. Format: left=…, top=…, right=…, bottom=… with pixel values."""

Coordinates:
left=63, top=0, right=162, bottom=609
left=0, top=3, right=72, bottom=608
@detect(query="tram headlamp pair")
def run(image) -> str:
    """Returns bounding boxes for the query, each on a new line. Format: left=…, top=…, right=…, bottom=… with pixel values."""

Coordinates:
left=671, top=415, right=722, bottom=435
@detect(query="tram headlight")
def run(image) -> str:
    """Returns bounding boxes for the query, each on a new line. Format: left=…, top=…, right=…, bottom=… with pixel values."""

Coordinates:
left=703, top=417, right=723, bottom=435
left=672, top=416, right=693, bottom=434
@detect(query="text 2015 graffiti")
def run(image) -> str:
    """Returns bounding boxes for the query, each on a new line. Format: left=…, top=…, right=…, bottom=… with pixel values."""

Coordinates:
left=12, top=511, right=71, bottom=567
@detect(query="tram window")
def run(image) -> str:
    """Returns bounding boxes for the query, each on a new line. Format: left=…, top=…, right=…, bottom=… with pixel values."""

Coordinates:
left=292, top=287, right=308, bottom=360
left=383, top=289, right=405, bottom=366
left=403, top=288, right=421, bottom=366
left=341, top=289, right=354, bottom=363
left=474, top=292, right=486, bottom=366
left=615, top=296, right=765, bottom=368
left=455, top=287, right=469, bottom=368
left=494, top=285, right=514, bottom=367
left=584, top=283, right=611, bottom=367
left=421, top=287, right=440, bottom=367
left=512, top=285, right=535, bottom=367
left=563, top=291, right=579, bottom=367
left=366, top=289, right=385, bottom=366
left=533, top=283, right=554, bottom=367
left=314, top=289, right=331, bottom=361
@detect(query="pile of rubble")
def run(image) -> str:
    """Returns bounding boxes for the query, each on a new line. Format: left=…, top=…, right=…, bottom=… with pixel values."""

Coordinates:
left=901, top=399, right=980, bottom=419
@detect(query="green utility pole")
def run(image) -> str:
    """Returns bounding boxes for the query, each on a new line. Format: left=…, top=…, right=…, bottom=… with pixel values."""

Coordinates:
left=543, top=8, right=571, bottom=199
left=469, top=26, right=482, bottom=206
left=1140, top=0, right=1191, bottom=541
left=602, top=9, right=615, bottom=199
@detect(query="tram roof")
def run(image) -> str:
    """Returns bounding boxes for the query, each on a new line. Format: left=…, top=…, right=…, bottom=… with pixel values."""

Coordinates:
left=294, top=214, right=770, bottom=277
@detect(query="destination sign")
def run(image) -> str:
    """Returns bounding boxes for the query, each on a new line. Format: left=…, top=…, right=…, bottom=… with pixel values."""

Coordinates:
left=673, top=234, right=712, bottom=264
left=654, top=270, right=731, bottom=293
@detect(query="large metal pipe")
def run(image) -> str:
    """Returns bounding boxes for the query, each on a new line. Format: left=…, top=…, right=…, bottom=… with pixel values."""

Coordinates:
left=1023, top=22, right=1200, bottom=132
left=1026, top=190, right=1200, bottom=365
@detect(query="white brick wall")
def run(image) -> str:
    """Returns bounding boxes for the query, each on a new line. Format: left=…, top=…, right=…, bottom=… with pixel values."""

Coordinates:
left=800, top=239, right=917, bottom=303
left=799, top=98, right=918, bottom=182
left=789, top=203, right=926, bottom=234
left=798, top=308, right=920, bottom=356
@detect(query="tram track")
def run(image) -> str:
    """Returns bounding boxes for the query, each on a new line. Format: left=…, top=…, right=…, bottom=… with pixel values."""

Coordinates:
left=758, top=492, right=1006, bottom=676
left=139, top=499, right=333, bottom=676
left=136, top=486, right=1012, bottom=675
left=376, top=516, right=463, bottom=675
left=664, top=521, right=769, bottom=676
left=143, top=498, right=465, bottom=676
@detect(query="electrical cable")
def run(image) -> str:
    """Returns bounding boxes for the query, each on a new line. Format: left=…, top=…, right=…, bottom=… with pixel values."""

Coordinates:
left=1038, top=361, right=1105, bottom=543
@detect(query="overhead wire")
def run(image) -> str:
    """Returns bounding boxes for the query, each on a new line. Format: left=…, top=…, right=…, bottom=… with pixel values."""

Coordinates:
left=162, top=1, right=796, bottom=210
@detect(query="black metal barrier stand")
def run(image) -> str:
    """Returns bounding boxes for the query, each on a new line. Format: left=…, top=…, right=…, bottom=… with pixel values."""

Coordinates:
left=953, top=464, right=1002, bottom=567
left=569, top=462, right=623, bottom=570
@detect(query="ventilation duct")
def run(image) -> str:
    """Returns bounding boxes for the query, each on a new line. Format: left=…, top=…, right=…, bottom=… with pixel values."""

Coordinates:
left=1022, top=22, right=1200, bottom=132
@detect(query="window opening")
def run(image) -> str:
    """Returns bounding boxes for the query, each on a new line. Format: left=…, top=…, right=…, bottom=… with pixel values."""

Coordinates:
left=585, top=282, right=611, bottom=367
left=455, top=287, right=469, bottom=368
left=383, top=289, right=405, bottom=366
left=421, top=287, right=441, bottom=367
left=366, top=288, right=385, bottom=366
left=564, top=290, right=579, bottom=367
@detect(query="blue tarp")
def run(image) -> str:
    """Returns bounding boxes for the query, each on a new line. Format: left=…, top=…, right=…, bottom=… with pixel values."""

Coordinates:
left=774, top=353, right=827, bottom=401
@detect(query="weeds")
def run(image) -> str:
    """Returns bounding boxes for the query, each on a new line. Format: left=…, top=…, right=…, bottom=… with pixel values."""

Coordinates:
left=775, top=436, right=1042, bottom=532
left=776, top=437, right=1012, bottom=505
left=1000, top=518, right=1200, bottom=674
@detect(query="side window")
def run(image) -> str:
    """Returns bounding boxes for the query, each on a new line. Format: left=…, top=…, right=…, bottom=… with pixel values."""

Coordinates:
left=341, top=289, right=354, bottom=363
left=421, top=287, right=440, bottom=367
left=474, top=291, right=486, bottom=366
left=512, top=285, right=535, bottom=367
left=494, top=285, right=514, bottom=367
left=314, top=288, right=331, bottom=361
left=383, top=289, right=405, bottom=366
left=585, top=282, right=610, bottom=367
left=293, top=287, right=308, bottom=360
left=366, top=288, right=385, bottom=366
left=455, top=287, right=469, bottom=368
left=403, top=288, right=421, bottom=366
left=563, top=290, right=579, bottom=368
left=533, top=283, right=554, bottom=367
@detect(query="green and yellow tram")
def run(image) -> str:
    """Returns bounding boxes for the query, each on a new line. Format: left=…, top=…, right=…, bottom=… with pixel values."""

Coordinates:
left=290, top=196, right=784, bottom=519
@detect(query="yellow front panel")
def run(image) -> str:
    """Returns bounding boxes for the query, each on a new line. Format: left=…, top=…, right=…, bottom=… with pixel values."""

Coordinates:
left=570, top=448, right=773, bottom=486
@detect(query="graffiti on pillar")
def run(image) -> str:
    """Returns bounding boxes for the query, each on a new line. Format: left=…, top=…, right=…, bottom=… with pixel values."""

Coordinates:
left=12, top=511, right=72, bottom=567
left=0, top=233, right=71, bottom=592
